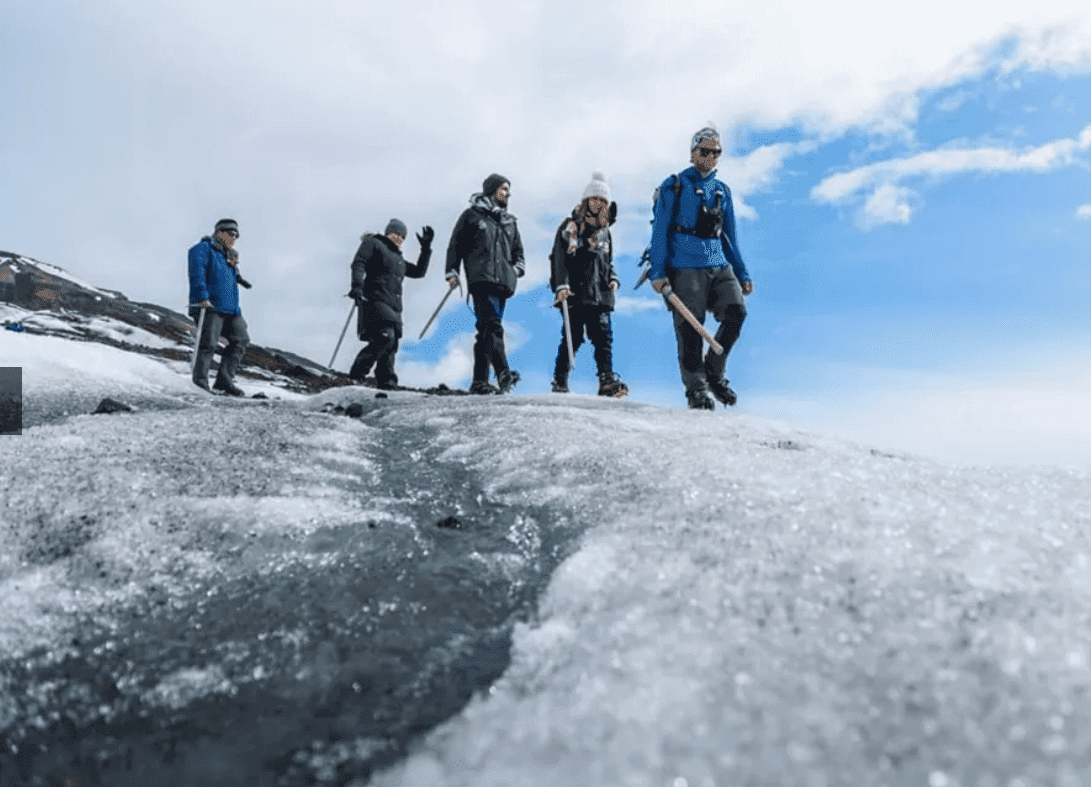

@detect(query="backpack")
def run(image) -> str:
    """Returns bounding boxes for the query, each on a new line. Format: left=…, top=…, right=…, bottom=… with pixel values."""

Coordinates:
left=635, top=173, right=739, bottom=289
left=634, top=174, right=683, bottom=289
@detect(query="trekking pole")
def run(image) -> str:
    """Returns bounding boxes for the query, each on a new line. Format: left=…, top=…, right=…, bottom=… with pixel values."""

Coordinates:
left=329, top=301, right=357, bottom=369
left=560, top=297, right=575, bottom=371
left=419, top=284, right=457, bottom=340
left=190, top=306, right=206, bottom=375
left=660, top=285, right=723, bottom=355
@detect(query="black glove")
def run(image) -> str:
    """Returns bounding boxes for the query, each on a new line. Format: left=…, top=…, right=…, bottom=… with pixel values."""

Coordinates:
left=348, top=287, right=363, bottom=300
left=417, top=225, right=434, bottom=249
left=236, top=274, right=253, bottom=289
left=608, top=202, right=618, bottom=226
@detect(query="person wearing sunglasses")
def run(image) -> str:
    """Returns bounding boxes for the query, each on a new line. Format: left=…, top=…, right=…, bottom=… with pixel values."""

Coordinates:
left=187, top=218, right=251, bottom=396
left=445, top=173, right=526, bottom=395
left=647, top=126, right=754, bottom=410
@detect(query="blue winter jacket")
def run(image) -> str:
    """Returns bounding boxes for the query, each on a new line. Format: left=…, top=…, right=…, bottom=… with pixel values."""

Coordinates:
left=647, top=166, right=751, bottom=285
left=188, top=236, right=241, bottom=317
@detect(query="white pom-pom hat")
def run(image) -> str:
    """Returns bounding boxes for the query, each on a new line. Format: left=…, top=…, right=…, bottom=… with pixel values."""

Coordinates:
left=581, top=171, right=612, bottom=202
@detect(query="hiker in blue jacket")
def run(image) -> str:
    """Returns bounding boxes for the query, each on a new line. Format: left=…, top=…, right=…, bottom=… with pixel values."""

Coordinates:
left=648, top=126, right=754, bottom=410
left=188, top=218, right=250, bottom=396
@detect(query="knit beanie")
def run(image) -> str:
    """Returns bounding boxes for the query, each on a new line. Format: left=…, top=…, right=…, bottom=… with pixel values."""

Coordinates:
left=690, top=125, right=721, bottom=152
left=214, top=218, right=239, bottom=237
left=581, top=171, right=612, bottom=202
left=384, top=218, right=408, bottom=238
left=481, top=173, right=510, bottom=196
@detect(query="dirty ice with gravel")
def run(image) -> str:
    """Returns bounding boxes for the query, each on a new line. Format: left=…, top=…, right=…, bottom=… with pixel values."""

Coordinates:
left=3, top=331, right=1091, bottom=787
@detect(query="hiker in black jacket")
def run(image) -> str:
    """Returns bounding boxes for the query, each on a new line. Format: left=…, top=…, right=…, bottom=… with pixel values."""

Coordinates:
left=549, top=172, right=628, bottom=397
left=348, top=219, right=433, bottom=389
left=445, top=174, right=525, bottom=395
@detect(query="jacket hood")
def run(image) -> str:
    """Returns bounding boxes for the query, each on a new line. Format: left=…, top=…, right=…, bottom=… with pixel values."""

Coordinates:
left=470, top=192, right=517, bottom=224
left=361, top=232, right=403, bottom=253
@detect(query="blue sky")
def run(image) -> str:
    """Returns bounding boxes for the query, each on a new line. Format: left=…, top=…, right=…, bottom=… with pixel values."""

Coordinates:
left=2, top=1, right=1090, bottom=466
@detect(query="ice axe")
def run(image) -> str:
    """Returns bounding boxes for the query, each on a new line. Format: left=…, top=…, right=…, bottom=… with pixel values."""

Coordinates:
left=329, top=301, right=357, bottom=369
left=190, top=306, right=206, bottom=375
left=659, top=284, right=723, bottom=355
left=560, top=296, right=575, bottom=371
left=419, top=283, right=458, bottom=340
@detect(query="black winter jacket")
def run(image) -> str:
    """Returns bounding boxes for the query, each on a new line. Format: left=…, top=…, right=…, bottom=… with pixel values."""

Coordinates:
left=445, top=195, right=525, bottom=298
left=350, top=233, right=430, bottom=337
left=549, top=212, right=619, bottom=310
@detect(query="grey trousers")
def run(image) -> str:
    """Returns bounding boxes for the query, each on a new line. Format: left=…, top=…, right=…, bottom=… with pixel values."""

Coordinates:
left=192, top=311, right=250, bottom=387
left=667, top=266, right=746, bottom=393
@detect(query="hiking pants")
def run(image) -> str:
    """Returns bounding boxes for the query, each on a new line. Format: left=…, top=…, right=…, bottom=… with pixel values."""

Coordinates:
left=667, top=266, right=746, bottom=393
left=349, top=321, right=399, bottom=386
left=553, top=306, right=613, bottom=381
left=470, top=289, right=510, bottom=383
left=193, top=311, right=250, bottom=387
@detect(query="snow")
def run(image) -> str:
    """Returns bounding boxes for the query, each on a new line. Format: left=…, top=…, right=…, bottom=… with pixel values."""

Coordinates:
left=364, top=398, right=1091, bottom=786
left=1, top=303, right=186, bottom=351
left=4, top=337, right=1091, bottom=786
left=17, top=255, right=119, bottom=298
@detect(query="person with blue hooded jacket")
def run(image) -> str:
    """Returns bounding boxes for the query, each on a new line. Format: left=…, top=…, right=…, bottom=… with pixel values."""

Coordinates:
left=648, top=126, right=754, bottom=410
left=188, top=218, right=250, bottom=396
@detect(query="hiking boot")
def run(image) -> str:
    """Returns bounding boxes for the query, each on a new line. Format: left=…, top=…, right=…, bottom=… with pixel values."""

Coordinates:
left=497, top=369, right=520, bottom=394
left=376, top=380, right=400, bottom=391
left=597, top=372, right=629, bottom=398
left=550, top=378, right=569, bottom=394
left=707, top=378, right=738, bottom=407
left=686, top=388, right=715, bottom=411
left=193, top=379, right=212, bottom=393
left=469, top=380, right=499, bottom=395
left=213, top=380, right=245, bottom=397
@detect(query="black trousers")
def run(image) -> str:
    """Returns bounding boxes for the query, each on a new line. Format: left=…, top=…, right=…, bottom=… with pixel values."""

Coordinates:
left=192, top=311, right=250, bottom=387
left=667, top=266, right=746, bottom=393
left=471, top=288, right=510, bottom=383
left=553, top=305, right=613, bottom=381
left=349, top=321, right=399, bottom=386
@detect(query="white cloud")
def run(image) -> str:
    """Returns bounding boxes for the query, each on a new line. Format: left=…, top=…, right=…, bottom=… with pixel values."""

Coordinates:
left=748, top=357, right=1091, bottom=469
left=613, top=296, right=663, bottom=316
left=860, top=184, right=918, bottom=228
left=1076, top=204, right=1091, bottom=219
left=398, top=332, right=476, bottom=389
left=811, top=123, right=1091, bottom=226
left=719, top=142, right=819, bottom=220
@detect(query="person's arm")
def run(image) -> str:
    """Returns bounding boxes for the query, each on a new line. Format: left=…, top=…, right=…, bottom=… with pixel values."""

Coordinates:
left=188, top=243, right=212, bottom=306
left=511, top=223, right=526, bottom=278
left=349, top=236, right=372, bottom=299
left=445, top=211, right=468, bottom=286
left=406, top=226, right=434, bottom=279
left=648, top=176, right=677, bottom=291
left=550, top=222, right=571, bottom=299
left=720, top=186, right=752, bottom=291
left=606, top=229, right=619, bottom=292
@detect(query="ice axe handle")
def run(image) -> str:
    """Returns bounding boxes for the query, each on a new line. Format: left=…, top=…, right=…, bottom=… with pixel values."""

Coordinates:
left=419, top=285, right=456, bottom=339
left=190, top=306, right=206, bottom=375
left=560, top=296, right=575, bottom=370
left=329, top=301, right=356, bottom=369
left=661, top=286, right=724, bottom=355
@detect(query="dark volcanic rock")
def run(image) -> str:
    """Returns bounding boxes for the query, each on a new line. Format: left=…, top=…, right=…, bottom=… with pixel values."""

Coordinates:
left=93, top=397, right=133, bottom=414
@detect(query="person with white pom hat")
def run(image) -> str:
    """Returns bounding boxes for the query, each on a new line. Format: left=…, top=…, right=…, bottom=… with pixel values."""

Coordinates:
left=549, top=171, right=628, bottom=397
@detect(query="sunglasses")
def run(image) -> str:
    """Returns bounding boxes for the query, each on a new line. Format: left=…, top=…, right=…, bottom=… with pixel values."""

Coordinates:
left=221, top=229, right=239, bottom=238
left=697, top=147, right=722, bottom=158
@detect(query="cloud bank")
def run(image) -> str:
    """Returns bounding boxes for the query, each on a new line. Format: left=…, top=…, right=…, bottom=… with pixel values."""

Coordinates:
left=811, top=124, right=1091, bottom=227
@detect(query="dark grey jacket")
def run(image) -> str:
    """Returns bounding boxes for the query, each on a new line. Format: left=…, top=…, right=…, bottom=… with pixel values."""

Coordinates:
left=350, top=233, right=430, bottom=337
left=445, top=195, right=525, bottom=298
left=549, top=211, right=619, bottom=310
